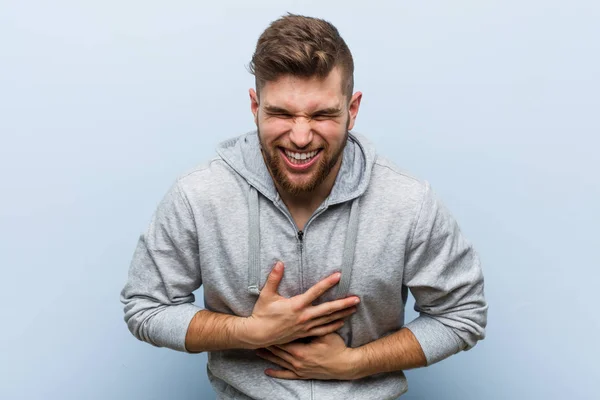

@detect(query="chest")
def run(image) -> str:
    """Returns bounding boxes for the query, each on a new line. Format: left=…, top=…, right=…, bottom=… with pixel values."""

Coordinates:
left=198, top=193, right=412, bottom=316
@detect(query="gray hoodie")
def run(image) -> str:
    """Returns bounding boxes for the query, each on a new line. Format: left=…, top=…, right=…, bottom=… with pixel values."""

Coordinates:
left=121, top=131, right=487, bottom=399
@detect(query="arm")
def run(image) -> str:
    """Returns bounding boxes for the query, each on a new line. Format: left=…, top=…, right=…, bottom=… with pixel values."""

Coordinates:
left=349, top=327, right=426, bottom=378
left=121, top=181, right=359, bottom=352
left=402, top=180, right=488, bottom=366
left=120, top=180, right=202, bottom=351
left=258, top=328, right=426, bottom=380
left=260, top=181, right=487, bottom=379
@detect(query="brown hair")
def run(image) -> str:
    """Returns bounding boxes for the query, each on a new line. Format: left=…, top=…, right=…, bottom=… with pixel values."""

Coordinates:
left=249, top=13, right=354, bottom=99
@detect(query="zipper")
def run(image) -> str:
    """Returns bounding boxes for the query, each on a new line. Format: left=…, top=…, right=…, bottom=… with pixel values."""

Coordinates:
left=274, top=204, right=326, bottom=400
left=272, top=201, right=329, bottom=292
left=297, top=230, right=304, bottom=292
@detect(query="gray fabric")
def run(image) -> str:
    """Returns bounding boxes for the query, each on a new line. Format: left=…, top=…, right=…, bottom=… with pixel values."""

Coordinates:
left=335, top=197, right=360, bottom=299
left=248, top=186, right=261, bottom=295
left=121, top=131, right=488, bottom=399
left=249, top=188, right=361, bottom=299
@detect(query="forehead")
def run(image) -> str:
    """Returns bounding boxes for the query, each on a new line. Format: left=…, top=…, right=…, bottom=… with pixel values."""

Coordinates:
left=260, top=68, right=345, bottom=112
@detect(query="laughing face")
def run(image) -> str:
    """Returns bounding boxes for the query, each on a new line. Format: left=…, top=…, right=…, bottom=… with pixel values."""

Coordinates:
left=250, top=67, right=362, bottom=196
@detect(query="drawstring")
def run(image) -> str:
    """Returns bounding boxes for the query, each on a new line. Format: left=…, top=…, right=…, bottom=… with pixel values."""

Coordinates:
left=248, top=186, right=261, bottom=295
left=247, top=185, right=360, bottom=298
left=335, top=198, right=360, bottom=299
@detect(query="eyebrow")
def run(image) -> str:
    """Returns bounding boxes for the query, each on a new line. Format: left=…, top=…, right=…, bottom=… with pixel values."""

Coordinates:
left=263, top=105, right=342, bottom=116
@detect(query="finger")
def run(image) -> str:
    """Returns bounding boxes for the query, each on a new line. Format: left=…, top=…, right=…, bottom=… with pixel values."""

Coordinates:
left=273, top=342, right=299, bottom=353
left=298, top=272, right=342, bottom=305
left=265, top=369, right=304, bottom=380
left=273, top=343, right=305, bottom=360
left=306, top=306, right=356, bottom=330
left=267, top=346, right=297, bottom=365
left=304, top=296, right=360, bottom=321
left=306, top=319, right=345, bottom=337
left=261, top=262, right=284, bottom=296
left=256, top=349, right=295, bottom=371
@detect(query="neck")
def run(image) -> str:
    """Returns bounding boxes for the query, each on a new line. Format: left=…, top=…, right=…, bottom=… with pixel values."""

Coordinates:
left=276, top=156, right=343, bottom=225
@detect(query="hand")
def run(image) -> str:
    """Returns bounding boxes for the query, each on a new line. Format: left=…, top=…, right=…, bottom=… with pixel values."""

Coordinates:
left=256, top=333, right=359, bottom=380
left=241, top=262, right=360, bottom=349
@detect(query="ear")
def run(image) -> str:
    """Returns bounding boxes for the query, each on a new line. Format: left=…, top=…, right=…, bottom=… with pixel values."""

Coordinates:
left=249, top=88, right=259, bottom=125
left=346, top=91, right=362, bottom=131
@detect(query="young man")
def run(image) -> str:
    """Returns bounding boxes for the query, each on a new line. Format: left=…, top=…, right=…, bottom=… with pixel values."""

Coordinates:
left=121, top=14, right=487, bottom=399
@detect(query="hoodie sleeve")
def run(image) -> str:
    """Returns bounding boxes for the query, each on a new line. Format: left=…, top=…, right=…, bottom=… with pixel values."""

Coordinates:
left=403, top=181, right=487, bottom=366
left=120, top=180, right=202, bottom=352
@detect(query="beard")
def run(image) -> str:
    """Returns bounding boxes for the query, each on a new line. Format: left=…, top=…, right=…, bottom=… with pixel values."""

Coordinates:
left=258, top=127, right=348, bottom=196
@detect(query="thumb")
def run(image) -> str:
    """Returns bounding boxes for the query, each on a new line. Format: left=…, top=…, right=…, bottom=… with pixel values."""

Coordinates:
left=261, top=261, right=284, bottom=296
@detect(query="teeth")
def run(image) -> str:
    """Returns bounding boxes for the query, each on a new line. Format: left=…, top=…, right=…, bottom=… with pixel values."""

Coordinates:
left=285, top=150, right=318, bottom=161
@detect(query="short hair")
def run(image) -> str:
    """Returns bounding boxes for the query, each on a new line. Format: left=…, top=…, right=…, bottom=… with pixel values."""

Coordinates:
left=249, top=13, right=354, bottom=99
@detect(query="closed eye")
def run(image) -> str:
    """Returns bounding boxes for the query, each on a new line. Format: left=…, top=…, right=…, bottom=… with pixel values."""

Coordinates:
left=311, top=107, right=342, bottom=120
left=312, top=114, right=335, bottom=120
left=268, top=113, right=293, bottom=119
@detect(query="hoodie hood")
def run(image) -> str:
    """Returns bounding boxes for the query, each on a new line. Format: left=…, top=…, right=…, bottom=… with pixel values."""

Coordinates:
left=216, top=130, right=377, bottom=205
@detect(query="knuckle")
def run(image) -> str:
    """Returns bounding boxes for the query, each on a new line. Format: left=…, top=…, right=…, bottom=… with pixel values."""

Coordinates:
left=297, top=312, right=310, bottom=324
left=291, top=304, right=302, bottom=314
left=289, top=348, right=301, bottom=358
left=325, top=314, right=337, bottom=324
left=291, top=360, right=303, bottom=370
left=338, top=299, right=350, bottom=309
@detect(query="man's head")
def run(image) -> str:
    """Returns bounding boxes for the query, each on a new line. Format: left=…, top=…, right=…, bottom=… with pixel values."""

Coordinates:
left=248, top=14, right=362, bottom=196
left=249, top=13, right=355, bottom=100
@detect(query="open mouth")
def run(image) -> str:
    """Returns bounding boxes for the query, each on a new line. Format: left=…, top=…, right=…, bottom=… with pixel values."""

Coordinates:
left=280, top=148, right=322, bottom=170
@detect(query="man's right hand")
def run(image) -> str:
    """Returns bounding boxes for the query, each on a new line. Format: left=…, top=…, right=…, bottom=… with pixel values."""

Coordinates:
left=240, top=261, right=360, bottom=349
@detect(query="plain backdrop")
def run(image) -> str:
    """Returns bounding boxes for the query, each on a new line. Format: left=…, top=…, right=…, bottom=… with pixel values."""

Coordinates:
left=1, top=0, right=598, bottom=399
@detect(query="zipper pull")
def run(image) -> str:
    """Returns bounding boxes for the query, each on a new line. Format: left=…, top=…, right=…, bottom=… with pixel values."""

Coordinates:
left=297, top=230, right=304, bottom=242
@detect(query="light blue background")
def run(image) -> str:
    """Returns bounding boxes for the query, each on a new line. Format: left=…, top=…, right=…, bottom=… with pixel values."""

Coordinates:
left=1, top=0, right=598, bottom=399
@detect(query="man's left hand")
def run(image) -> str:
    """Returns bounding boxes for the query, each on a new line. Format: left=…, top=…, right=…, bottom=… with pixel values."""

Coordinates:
left=256, top=332, right=359, bottom=380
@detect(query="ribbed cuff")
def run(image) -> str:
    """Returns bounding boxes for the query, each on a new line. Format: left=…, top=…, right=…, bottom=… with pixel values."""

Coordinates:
left=148, top=303, right=203, bottom=352
left=404, top=315, right=465, bottom=365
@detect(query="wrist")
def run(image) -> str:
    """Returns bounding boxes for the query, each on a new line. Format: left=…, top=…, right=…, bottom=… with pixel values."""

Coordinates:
left=344, top=347, right=365, bottom=380
left=235, top=316, right=262, bottom=350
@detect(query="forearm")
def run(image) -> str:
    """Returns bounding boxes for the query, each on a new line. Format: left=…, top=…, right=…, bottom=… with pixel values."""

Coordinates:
left=351, top=328, right=427, bottom=379
left=185, top=310, right=255, bottom=353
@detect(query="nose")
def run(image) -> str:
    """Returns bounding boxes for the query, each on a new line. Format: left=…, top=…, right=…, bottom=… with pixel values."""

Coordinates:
left=289, top=117, right=313, bottom=149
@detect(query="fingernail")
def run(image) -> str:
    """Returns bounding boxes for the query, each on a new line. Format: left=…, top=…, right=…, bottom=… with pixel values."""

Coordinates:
left=274, top=262, right=282, bottom=271
left=334, top=272, right=341, bottom=279
left=354, top=298, right=360, bottom=304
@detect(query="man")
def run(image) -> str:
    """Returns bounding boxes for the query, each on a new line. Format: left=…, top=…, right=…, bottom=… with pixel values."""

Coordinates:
left=121, top=14, right=487, bottom=399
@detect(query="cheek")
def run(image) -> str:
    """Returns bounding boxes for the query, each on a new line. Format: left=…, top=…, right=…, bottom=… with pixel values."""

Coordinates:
left=260, top=118, right=292, bottom=138
left=319, top=120, right=344, bottom=130
left=316, top=121, right=346, bottom=144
